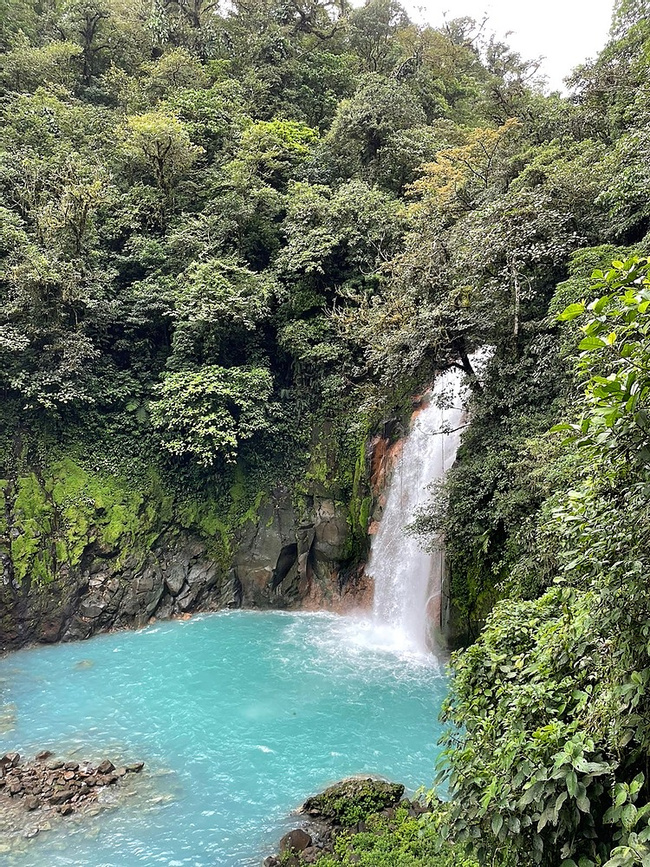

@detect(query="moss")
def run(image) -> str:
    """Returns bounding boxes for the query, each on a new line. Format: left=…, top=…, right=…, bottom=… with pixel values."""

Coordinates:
left=303, top=779, right=405, bottom=827
left=229, top=464, right=267, bottom=528
left=11, top=473, right=55, bottom=584
left=175, top=464, right=268, bottom=570
left=2, top=397, right=376, bottom=589
left=341, top=435, right=372, bottom=563
left=4, top=458, right=171, bottom=586
left=177, top=497, right=232, bottom=567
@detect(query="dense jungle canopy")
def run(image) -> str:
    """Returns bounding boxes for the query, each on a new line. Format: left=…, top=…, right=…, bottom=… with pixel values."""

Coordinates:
left=4, top=0, right=650, bottom=865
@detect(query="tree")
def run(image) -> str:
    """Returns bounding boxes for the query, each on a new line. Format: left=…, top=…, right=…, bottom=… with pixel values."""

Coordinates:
left=0, top=37, right=82, bottom=93
left=169, top=256, right=274, bottom=366
left=226, top=118, right=318, bottom=189
left=59, top=0, right=111, bottom=85
left=117, top=110, right=203, bottom=196
left=150, top=365, right=274, bottom=464
left=322, top=75, right=426, bottom=180
left=409, top=118, right=519, bottom=217
left=347, top=0, right=410, bottom=73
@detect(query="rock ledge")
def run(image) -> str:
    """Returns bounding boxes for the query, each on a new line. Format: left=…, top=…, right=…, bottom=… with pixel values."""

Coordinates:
left=264, top=777, right=429, bottom=866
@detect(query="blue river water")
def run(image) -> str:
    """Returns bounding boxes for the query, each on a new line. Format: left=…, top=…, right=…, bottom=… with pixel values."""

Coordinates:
left=0, top=611, right=447, bottom=866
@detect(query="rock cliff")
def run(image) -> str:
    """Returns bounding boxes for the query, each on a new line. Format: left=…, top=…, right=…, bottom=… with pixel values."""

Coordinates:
left=0, top=471, right=372, bottom=651
left=0, top=411, right=407, bottom=651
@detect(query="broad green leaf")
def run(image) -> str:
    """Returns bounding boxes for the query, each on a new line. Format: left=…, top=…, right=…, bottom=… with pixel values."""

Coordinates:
left=578, top=336, right=607, bottom=350
left=559, top=303, right=585, bottom=321
left=567, top=771, right=578, bottom=797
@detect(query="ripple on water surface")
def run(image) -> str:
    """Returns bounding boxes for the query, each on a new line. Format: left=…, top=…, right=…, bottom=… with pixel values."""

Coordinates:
left=0, top=611, right=448, bottom=867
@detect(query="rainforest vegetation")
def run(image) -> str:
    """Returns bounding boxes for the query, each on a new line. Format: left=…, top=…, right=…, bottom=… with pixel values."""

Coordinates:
left=3, top=0, right=650, bottom=865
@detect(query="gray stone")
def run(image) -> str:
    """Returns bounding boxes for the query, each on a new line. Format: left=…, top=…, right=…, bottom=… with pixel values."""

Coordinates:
left=164, top=562, right=186, bottom=596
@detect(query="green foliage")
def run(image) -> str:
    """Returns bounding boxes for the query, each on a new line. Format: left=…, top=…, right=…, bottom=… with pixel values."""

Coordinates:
left=4, top=9, right=650, bottom=866
left=309, top=804, right=479, bottom=867
left=555, top=256, right=650, bottom=464
left=118, top=110, right=203, bottom=192
left=227, top=119, right=318, bottom=189
left=439, top=258, right=650, bottom=867
left=150, top=365, right=274, bottom=465
left=0, top=36, right=82, bottom=92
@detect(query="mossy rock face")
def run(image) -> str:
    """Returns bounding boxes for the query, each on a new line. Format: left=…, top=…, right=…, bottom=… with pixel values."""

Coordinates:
left=301, top=778, right=405, bottom=827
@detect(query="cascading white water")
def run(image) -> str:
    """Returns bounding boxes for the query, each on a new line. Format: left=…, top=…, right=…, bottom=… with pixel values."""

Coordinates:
left=366, top=368, right=468, bottom=655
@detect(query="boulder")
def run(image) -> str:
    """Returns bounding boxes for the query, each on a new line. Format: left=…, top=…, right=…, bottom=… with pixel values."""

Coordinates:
left=164, top=562, right=187, bottom=596
left=279, top=829, right=312, bottom=854
left=301, top=778, right=405, bottom=827
left=0, top=752, right=20, bottom=769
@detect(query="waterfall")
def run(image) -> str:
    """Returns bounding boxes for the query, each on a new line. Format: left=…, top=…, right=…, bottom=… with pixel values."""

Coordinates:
left=366, top=368, right=468, bottom=655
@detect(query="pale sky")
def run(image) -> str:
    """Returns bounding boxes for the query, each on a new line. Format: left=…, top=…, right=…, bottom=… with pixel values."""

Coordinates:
left=402, top=0, right=615, bottom=91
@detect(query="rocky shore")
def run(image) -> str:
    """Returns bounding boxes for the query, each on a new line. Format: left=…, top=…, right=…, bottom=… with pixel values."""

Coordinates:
left=264, top=778, right=431, bottom=866
left=0, top=751, right=144, bottom=819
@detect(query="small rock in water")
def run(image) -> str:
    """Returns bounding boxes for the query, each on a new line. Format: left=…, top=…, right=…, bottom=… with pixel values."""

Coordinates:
left=0, top=750, right=146, bottom=837
left=0, top=752, right=20, bottom=769
left=126, top=761, right=144, bottom=773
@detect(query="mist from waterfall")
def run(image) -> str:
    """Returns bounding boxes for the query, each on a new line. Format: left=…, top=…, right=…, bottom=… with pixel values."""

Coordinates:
left=366, top=368, right=468, bottom=655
